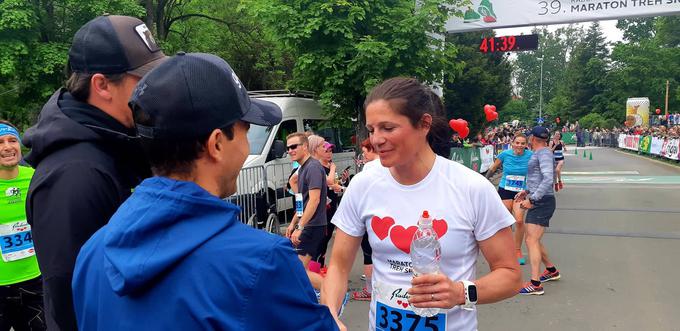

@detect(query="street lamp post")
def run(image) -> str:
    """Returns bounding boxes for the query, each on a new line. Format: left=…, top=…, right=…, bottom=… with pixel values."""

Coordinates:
left=538, top=57, right=544, bottom=123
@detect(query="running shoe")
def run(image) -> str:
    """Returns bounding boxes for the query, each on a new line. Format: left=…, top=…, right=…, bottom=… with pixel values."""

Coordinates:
left=351, top=288, right=372, bottom=301
left=519, top=282, right=544, bottom=295
left=338, top=292, right=351, bottom=317
left=554, top=182, right=560, bottom=192
left=516, top=250, right=526, bottom=265
left=540, top=269, right=561, bottom=282
left=320, top=267, right=328, bottom=277
left=314, top=289, right=321, bottom=303
left=559, top=181, right=564, bottom=190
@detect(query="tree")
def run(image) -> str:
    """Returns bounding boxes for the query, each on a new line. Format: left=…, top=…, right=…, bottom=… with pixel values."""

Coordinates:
left=578, top=113, right=606, bottom=130
left=559, top=22, right=610, bottom=119
left=250, top=0, right=467, bottom=126
left=514, top=25, right=582, bottom=119
left=0, top=0, right=143, bottom=129
left=499, top=98, right=531, bottom=124
left=444, top=30, right=513, bottom=135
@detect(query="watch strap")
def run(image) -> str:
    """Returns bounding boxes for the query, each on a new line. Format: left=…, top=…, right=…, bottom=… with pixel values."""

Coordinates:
left=461, top=280, right=477, bottom=310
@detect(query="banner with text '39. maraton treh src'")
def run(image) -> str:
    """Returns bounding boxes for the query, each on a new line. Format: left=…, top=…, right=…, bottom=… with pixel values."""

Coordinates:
left=446, top=0, right=680, bottom=33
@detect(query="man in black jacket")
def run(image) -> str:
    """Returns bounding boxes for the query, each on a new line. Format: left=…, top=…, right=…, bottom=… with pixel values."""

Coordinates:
left=23, top=15, right=166, bottom=330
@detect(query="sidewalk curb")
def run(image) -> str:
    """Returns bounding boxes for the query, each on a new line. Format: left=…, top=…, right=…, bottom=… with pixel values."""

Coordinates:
left=615, top=149, right=680, bottom=170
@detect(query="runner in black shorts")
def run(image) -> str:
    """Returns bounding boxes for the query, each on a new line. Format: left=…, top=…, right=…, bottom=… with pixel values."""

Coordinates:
left=518, top=126, right=561, bottom=296
left=486, top=133, right=533, bottom=265
left=285, top=133, right=327, bottom=291
left=549, top=132, right=566, bottom=191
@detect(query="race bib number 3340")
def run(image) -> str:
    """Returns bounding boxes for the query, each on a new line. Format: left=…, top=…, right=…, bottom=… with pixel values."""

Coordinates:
left=0, top=221, right=35, bottom=262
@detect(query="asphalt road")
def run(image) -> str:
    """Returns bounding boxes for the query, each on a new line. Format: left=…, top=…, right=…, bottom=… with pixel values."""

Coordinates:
left=336, top=146, right=680, bottom=331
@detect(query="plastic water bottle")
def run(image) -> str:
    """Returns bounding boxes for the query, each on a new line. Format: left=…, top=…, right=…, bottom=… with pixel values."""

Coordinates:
left=295, top=193, right=303, bottom=217
left=410, top=210, right=441, bottom=317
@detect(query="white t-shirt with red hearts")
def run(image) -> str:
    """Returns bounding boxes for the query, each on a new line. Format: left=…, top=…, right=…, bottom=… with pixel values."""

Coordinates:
left=332, top=155, right=515, bottom=331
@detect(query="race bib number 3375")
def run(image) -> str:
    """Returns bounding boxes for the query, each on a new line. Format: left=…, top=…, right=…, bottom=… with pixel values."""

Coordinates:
left=376, top=302, right=445, bottom=331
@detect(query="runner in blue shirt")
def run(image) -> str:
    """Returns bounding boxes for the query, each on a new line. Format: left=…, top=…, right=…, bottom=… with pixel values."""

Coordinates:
left=486, top=133, right=533, bottom=265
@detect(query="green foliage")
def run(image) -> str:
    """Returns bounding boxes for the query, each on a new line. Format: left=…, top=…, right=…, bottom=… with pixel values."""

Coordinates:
left=500, top=99, right=530, bottom=123
left=578, top=113, right=606, bottom=130
left=0, top=0, right=144, bottom=130
left=443, top=31, right=513, bottom=135
left=250, top=0, right=467, bottom=124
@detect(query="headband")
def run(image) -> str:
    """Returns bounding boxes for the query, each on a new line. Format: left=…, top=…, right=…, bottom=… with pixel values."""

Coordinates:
left=0, top=124, right=21, bottom=144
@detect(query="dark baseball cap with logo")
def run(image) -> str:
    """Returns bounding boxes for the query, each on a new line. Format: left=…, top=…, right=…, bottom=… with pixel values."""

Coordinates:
left=530, top=126, right=550, bottom=139
left=128, top=52, right=282, bottom=139
left=68, top=15, right=167, bottom=78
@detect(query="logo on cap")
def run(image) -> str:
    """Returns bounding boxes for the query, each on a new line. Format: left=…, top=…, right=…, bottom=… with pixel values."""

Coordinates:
left=232, top=72, right=242, bottom=90
left=134, top=24, right=160, bottom=52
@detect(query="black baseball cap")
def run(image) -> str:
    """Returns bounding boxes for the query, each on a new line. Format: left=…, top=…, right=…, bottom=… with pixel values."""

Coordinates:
left=530, top=126, right=550, bottom=139
left=68, top=15, right=167, bottom=77
left=129, top=52, right=282, bottom=139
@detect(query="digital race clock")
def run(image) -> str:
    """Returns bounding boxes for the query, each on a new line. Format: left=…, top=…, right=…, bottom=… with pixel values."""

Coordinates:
left=479, top=34, right=539, bottom=53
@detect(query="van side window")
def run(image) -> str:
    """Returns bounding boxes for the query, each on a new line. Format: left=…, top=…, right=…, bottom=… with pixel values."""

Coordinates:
left=303, top=119, right=355, bottom=152
left=277, top=120, right=298, bottom=141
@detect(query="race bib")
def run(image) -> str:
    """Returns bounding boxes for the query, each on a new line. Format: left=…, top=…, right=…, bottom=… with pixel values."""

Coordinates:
left=505, top=175, right=525, bottom=192
left=374, top=281, right=447, bottom=331
left=0, top=221, right=35, bottom=262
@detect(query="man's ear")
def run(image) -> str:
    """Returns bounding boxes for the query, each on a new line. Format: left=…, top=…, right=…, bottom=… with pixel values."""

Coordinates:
left=90, top=74, right=114, bottom=101
left=205, top=129, right=224, bottom=161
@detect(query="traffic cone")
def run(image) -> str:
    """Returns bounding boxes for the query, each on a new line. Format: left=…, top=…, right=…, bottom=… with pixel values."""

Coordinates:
left=583, top=150, right=587, bottom=158
left=589, top=151, right=593, bottom=160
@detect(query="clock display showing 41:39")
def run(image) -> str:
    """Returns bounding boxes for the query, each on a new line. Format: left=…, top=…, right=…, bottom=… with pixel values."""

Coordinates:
left=478, top=34, right=539, bottom=53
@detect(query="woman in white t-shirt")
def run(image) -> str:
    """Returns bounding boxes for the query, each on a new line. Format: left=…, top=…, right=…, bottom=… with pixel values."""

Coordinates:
left=321, top=77, right=521, bottom=331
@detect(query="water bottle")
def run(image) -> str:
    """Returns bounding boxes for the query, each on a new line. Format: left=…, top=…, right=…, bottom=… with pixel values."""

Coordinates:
left=410, top=210, right=441, bottom=317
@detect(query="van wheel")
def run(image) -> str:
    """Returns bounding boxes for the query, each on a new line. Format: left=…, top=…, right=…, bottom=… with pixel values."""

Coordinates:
left=265, top=213, right=281, bottom=235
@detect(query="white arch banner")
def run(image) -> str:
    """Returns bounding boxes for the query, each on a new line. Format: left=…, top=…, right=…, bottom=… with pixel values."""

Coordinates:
left=446, top=0, right=680, bottom=33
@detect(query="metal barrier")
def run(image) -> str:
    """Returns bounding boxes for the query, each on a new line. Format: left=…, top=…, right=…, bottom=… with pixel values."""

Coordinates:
left=264, top=154, right=358, bottom=231
left=226, top=166, right=282, bottom=235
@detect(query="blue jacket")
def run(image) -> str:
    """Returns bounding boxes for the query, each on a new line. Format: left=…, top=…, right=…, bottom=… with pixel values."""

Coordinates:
left=73, top=177, right=337, bottom=330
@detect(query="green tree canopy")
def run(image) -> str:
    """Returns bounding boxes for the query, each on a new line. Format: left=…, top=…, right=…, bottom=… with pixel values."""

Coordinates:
left=250, top=0, right=467, bottom=126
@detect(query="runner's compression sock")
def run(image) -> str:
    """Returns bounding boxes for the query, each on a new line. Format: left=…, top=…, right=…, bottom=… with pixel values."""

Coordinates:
left=531, top=280, right=541, bottom=287
left=546, top=266, right=557, bottom=273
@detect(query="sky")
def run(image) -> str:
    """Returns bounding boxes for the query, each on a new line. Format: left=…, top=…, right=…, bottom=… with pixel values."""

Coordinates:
left=494, top=19, right=624, bottom=43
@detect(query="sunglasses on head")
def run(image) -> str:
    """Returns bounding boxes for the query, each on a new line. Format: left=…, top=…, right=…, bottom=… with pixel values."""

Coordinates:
left=286, top=143, right=301, bottom=151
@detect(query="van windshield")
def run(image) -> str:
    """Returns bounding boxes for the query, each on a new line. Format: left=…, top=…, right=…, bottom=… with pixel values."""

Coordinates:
left=248, top=124, right=273, bottom=155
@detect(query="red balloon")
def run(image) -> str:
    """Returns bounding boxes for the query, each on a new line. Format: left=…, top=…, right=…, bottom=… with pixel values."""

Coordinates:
left=484, top=107, right=498, bottom=122
left=656, top=108, right=661, bottom=114
left=449, top=119, right=470, bottom=139
left=490, top=105, right=496, bottom=112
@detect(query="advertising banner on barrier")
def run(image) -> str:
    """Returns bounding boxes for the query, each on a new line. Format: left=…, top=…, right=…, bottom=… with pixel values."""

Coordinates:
left=650, top=137, right=664, bottom=155
left=661, top=139, right=680, bottom=160
left=445, top=0, right=680, bottom=33
left=638, top=136, right=651, bottom=154
left=622, top=135, right=639, bottom=151
left=480, top=145, right=495, bottom=173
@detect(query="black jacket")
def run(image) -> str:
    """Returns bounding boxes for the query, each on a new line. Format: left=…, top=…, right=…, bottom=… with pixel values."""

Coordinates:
left=23, top=89, right=150, bottom=331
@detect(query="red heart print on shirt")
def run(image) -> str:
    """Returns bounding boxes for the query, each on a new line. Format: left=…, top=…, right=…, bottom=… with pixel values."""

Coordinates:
left=433, top=219, right=448, bottom=239
left=389, top=225, right=418, bottom=254
left=371, top=216, right=395, bottom=240
left=388, top=219, right=449, bottom=254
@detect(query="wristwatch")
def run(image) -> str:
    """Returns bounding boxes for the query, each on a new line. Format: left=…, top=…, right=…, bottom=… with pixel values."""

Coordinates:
left=461, top=280, right=477, bottom=311
left=295, top=224, right=305, bottom=231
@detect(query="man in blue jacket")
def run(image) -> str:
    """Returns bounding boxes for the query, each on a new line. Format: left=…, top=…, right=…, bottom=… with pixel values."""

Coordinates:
left=72, top=53, right=339, bottom=330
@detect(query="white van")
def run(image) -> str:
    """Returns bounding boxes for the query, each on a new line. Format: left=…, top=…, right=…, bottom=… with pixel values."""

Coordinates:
left=231, top=91, right=357, bottom=233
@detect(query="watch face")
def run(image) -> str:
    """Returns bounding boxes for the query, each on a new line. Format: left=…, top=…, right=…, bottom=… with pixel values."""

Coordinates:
left=468, top=285, right=478, bottom=302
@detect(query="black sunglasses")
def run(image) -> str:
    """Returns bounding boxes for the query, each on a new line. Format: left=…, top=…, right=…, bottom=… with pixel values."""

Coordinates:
left=286, top=143, right=301, bottom=151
